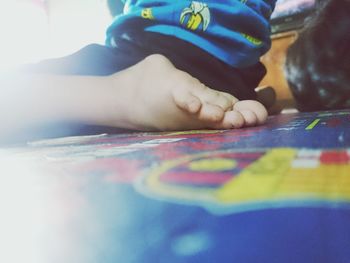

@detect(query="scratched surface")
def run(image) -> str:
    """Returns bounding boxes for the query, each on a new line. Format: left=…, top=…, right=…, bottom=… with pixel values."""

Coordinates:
left=1, top=110, right=349, bottom=263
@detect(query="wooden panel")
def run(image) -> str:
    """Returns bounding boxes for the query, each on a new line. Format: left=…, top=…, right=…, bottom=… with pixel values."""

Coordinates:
left=259, top=31, right=298, bottom=107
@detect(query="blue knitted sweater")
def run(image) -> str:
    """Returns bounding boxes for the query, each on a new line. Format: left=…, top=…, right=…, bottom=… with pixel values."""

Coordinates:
left=106, top=0, right=276, bottom=67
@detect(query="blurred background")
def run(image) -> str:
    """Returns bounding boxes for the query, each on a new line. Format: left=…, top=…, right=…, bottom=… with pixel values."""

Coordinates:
left=0, top=0, right=113, bottom=70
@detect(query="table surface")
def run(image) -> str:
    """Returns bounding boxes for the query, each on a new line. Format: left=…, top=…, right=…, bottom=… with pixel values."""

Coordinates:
left=1, top=109, right=350, bottom=263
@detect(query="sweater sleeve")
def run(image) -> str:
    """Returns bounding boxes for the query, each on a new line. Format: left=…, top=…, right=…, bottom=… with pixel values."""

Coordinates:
left=106, top=0, right=277, bottom=67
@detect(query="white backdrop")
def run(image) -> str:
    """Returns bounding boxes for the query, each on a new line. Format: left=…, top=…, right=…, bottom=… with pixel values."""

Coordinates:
left=0, top=0, right=112, bottom=70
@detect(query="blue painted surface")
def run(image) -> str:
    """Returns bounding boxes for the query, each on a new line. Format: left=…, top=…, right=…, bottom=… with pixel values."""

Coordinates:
left=1, top=110, right=350, bottom=263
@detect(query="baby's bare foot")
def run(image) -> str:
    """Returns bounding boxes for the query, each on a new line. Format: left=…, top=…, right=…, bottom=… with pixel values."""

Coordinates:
left=234, top=100, right=268, bottom=126
left=106, top=54, right=267, bottom=131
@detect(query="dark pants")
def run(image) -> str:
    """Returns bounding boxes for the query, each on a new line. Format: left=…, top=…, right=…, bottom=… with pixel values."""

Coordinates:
left=23, top=31, right=265, bottom=100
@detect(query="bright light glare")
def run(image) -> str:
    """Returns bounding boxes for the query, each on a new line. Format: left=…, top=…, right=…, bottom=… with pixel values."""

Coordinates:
left=0, top=1, right=49, bottom=70
left=0, top=151, right=95, bottom=263
left=47, top=0, right=112, bottom=58
left=0, top=0, right=112, bottom=71
left=0, top=156, right=49, bottom=263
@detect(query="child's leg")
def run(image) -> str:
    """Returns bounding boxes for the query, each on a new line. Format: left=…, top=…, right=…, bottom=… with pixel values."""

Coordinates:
left=23, top=43, right=267, bottom=131
left=97, top=54, right=267, bottom=131
left=11, top=44, right=266, bottom=142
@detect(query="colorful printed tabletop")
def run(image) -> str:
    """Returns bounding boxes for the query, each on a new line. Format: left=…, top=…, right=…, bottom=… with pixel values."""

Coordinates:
left=1, top=109, right=350, bottom=263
